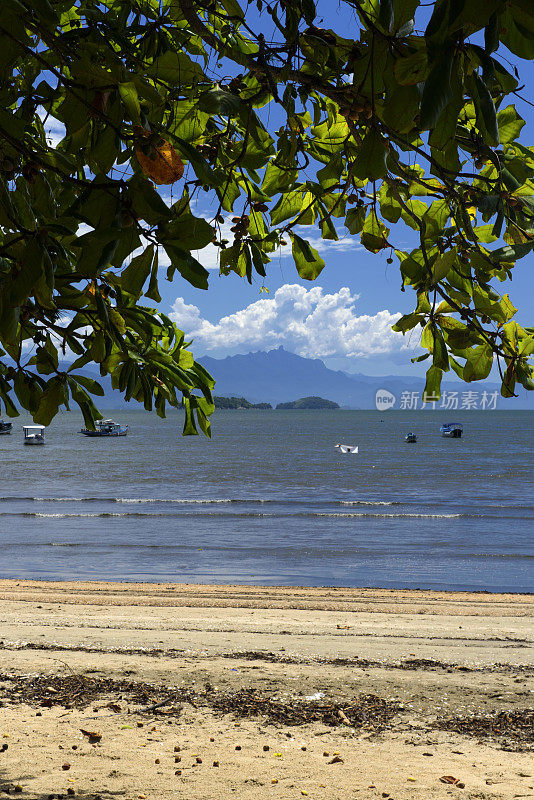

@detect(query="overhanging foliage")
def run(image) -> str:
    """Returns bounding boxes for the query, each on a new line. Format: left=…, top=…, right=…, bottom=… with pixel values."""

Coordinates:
left=0, top=0, right=533, bottom=433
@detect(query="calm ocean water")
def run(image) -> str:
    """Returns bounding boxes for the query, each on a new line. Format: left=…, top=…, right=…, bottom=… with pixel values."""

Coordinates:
left=0, top=409, right=532, bottom=592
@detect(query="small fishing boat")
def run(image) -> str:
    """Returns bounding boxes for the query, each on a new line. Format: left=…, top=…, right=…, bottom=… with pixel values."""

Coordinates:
left=335, top=443, right=358, bottom=454
left=23, top=425, right=45, bottom=445
left=405, top=432, right=417, bottom=443
left=440, top=422, right=463, bottom=439
left=0, top=421, right=12, bottom=435
left=80, top=419, right=129, bottom=437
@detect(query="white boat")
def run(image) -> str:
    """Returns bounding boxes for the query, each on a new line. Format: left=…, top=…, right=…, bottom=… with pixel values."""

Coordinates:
left=80, top=419, right=129, bottom=437
left=0, top=421, right=12, bottom=435
left=440, top=423, right=463, bottom=439
left=335, top=443, right=358, bottom=454
left=23, top=425, right=45, bottom=445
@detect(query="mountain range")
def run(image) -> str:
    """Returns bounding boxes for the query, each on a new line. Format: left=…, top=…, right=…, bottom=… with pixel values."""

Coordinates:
left=200, top=347, right=533, bottom=411
left=63, top=346, right=532, bottom=411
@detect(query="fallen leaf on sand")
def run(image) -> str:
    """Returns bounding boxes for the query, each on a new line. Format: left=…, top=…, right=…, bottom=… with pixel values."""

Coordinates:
left=440, top=775, right=465, bottom=788
left=80, top=730, right=102, bottom=743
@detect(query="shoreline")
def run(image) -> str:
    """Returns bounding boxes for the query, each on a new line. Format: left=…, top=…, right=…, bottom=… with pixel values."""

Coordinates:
left=1, top=577, right=532, bottom=598
left=0, top=580, right=532, bottom=799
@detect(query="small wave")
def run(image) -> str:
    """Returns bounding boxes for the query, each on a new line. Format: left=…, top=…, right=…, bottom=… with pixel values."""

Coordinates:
left=21, top=511, right=277, bottom=519
left=312, top=512, right=464, bottom=518
left=340, top=500, right=399, bottom=506
left=117, top=498, right=235, bottom=504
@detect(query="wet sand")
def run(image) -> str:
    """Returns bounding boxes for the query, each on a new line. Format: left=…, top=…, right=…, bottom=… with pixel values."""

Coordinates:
left=0, top=580, right=532, bottom=800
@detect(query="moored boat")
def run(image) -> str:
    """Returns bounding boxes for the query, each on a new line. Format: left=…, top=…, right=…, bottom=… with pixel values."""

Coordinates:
left=334, top=443, right=358, bottom=454
left=0, top=420, right=12, bottom=435
left=440, top=422, right=463, bottom=438
left=405, top=432, right=417, bottom=443
left=80, top=419, right=129, bottom=437
left=23, top=425, right=45, bottom=445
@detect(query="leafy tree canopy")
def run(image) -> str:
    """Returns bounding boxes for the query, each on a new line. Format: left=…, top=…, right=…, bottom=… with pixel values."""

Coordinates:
left=1, top=0, right=533, bottom=434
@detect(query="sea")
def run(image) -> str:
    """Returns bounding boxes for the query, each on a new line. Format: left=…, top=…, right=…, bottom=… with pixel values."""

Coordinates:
left=0, top=409, right=532, bottom=593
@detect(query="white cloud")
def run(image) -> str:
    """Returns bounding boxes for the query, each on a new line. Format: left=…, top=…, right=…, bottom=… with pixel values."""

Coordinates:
left=170, top=284, right=408, bottom=360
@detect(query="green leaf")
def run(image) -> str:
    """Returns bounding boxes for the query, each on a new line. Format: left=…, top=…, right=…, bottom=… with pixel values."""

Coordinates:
left=270, top=190, right=305, bottom=225
left=392, top=313, right=424, bottom=333
left=497, top=105, right=525, bottom=144
left=198, top=87, right=241, bottom=116
left=262, top=161, right=298, bottom=196
left=463, top=343, right=493, bottom=382
left=345, top=206, right=366, bottom=235
left=360, top=211, right=389, bottom=253
left=393, top=49, right=429, bottom=86
left=69, top=373, right=105, bottom=396
left=352, top=129, right=388, bottom=182
left=118, top=82, right=141, bottom=123
left=423, top=365, right=442, bottom=400
left=471, top=73, right=499, bottom=146
left=164, top=210, right=215, bottom=251
left=420, top=47, right=455, bottom=131
left=164, top=244, right=209, bottom=290
left=290, top=234, right=325, bottom=280
left=146, top=249, right=161, bottom=302
left=147, top=51, right=205, bottom=85
left=432, top=248, right=457, bottom=283
left=34, top=377, right=65, bottom=426
left=121, top=245, right=154, bottom=297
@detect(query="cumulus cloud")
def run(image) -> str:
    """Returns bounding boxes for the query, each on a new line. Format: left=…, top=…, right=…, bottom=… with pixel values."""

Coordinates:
left=170, top=284, right=408, bottom=360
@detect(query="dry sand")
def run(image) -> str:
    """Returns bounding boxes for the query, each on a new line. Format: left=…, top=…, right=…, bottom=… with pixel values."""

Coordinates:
left=0, top=580, right=532, bottom=800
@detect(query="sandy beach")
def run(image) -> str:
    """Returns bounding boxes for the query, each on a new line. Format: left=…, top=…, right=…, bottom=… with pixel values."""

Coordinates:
left=0, top=581, right=532, bottom=800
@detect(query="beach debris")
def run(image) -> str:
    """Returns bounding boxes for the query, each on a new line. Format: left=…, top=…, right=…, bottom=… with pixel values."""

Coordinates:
left=235, top=745, right=242, bottom=750
left=328, top=756, right=344, bottom=764
left=67, top=789, right=75, bottom=796
left=103, top=702, right=122, bottom=713
left=174, top=756, right=181, bottom=763
left=175, top=770, right=181, bottom=776
left=271, top=779, right=278, bottom=784
left=0, top=673, right=401, bottom=732
left=213, top=761, right=219, bottom=767
left=440, top=776, right=465, bottom=788
left=263, top=745, right=270, bottom=751
left=305, top=692, right=325, bottom=701
left=435, top=709, right=534, bottom=746
left=274, top=752, right=283, bottom=757
left=323, top=752, right=329, bottom=757
left=337, top=709, right=352, bottom=726
left=196, top=757, right=202, bottom=764
left=80, top=729, right=101, bottom=743
left=62, top=763, right=71, bottom=771
left=336, top=625, right=351, bottom=629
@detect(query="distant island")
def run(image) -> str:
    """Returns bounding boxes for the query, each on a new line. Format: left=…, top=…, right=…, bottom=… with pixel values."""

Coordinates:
left=213, top=396, right=272, bottom=410
left=276, top=396, right=340, bottom=410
